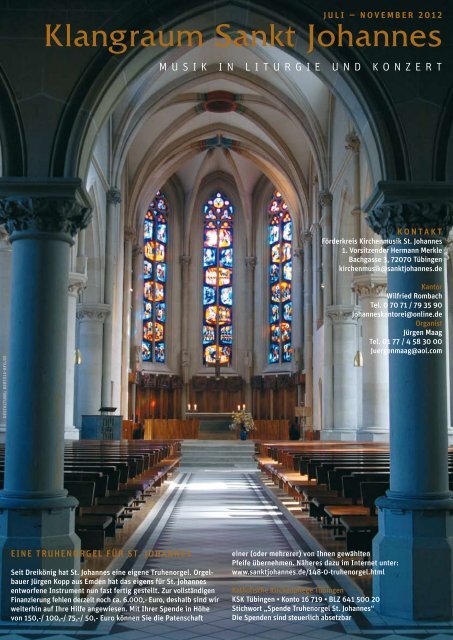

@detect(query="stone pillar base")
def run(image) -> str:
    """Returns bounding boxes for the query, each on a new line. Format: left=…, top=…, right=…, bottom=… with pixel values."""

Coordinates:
left=64, top=426, right=80, bottom=440
left=357, top=429, right=390, bottom=443
left=320, top=428, right=389, bottom=442
left=320, top=429, right=359, bottom=442
left=373, top=498, right=453, bottom=620
left=0, top=496, right=80, bottom=620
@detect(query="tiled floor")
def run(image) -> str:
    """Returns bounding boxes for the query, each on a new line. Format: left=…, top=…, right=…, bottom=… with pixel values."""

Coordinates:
left=1, top=470, right=453, bottom=640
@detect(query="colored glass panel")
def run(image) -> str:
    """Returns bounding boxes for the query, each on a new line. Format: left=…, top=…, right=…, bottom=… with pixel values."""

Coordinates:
left=144, top=260, right=153, bottom=280
left=220, top=326, right=233, bottom=344
left=203, top=326, right=215, bottom=345
left=269, top=264, right=279, bottom=283
left=142, top=191, right=169, bottom=363
left=268, top=191, right=293, bottom=364
left=219, top=248, right=233, bottom=267
left=220, top=287, right=233, bottom=306
left=203, top=248, right=216, bottom=267
left=155, top=303, right=166, bottom=322
left=203, top=286, right=216, bottom=305
left=202, top=191, right=234, bottom=366
left=270, top=304, right=279, bottom=323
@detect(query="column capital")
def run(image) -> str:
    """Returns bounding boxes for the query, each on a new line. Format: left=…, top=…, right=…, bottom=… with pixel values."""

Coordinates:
left=368, top=201, right=453, bottom=240
left=302, top=229, right=312, bottom=243
left=352, top=275, right=388, bottom=297
left=326, top=304, right=360, bottom=324
left=180, top=254, right=191, bottom=266
left=364, top=182, right=453, bottom=240
left=447, top=240, right=453, bottom=260
left=68, top=272, right=87, bottom=297
left=345, top=130, right=360, bottom=154
left=245, top=255, right=257, bottom=269
left=318, top=191, right=333, bottom=208
left=76, top=303, right=110, bottom=323
left=107, top=187, right=121, bottom=205
left=293, top=247, right=303, bottom=259
left=181, top=349, right=191, bottom=367
left=0, top=178, right=92, bottom=239
left=124, top=227, right=135, bottom=242
left=0, top=225, right=10, bottom=249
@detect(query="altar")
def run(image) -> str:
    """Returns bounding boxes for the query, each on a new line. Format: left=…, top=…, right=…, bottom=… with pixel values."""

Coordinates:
left=187, top=412, right=236, bottom=439
left=143, top=415, right=286, bottom=440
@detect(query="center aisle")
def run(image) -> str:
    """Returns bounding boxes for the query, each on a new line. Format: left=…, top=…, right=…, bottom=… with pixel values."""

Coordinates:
left=94, top=471, right=366, bottom=640
left=17, top=470, right=449, bottom=639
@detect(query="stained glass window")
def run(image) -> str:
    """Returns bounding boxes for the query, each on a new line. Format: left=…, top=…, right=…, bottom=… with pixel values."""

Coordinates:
left=202, top=192, right=234, bottom=366
left=142, top=191, right=168, bottom=363
left=268, top=191, right=293, bottom=364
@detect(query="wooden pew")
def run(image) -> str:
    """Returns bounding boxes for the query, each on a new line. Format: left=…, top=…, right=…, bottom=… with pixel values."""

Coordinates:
left=339, top=482, right=390, bottom=552
left=64, top=481, right=113, bottom=550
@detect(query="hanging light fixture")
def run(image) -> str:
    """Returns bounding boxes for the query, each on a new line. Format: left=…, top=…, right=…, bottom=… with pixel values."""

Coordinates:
left=353, top=350, right=363, bottom=367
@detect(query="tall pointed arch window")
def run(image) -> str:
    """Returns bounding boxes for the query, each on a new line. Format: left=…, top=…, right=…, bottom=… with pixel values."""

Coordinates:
left=202, top=191, right=234, bottom=367
left=142, top=191, right=168, bottom=363
left=268, top=191, right=293, bottom=364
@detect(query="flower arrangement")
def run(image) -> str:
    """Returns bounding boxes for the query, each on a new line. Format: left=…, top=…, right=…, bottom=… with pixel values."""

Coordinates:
left=229, top=410, right=256, bottom=432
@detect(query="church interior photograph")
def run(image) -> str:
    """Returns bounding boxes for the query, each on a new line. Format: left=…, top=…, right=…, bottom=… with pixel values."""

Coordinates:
left=0, top=1, right=452, bottom=638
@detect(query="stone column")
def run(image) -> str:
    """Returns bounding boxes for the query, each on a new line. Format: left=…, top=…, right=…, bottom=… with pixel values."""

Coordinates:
left=345, top=130, right=362, bottom=242
left=352, top=275, right=390, bottom=441
left=366, top=184, right=453, bottom=619
left=312, top=222, right=322, bottom=326
left=323, top=305, right=360, bottom=439
left=75, top=303, right=110, bottom=426
left=180, top=255, right=191, bottom=417
left=293, top=246, right=304, bottom=353
left=130, top=244, right=142, bottom=421
left=319, top=191, right=334, bottom=433
left=121, top=227, right=135, bottom=419
left=303, top=231, right=313, bottom=429
left=0, top=228, right=11, bottom=443
left=293, top=246, right=304, bottom=411
left=0, top=179, right=91, bottom=619
left=447, top=245, right=453, bottom=443
left=244, top=256, right=256, bottom=410
left=76, top=227, right=87, bottom=274
left=102, top=187, right=121, bottom=408
left=130, top=374, right=137, bottom=422
left=65, top=272, right=87, bottom=439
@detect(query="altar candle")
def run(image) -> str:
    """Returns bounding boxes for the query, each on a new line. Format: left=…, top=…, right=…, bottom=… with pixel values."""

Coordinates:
left=242, top=404, right=246, bottom=411
left=194, top=404, right=198, bottom=412
left=187, top=403, right=191, bottom=411
left=237, top=404, right=241, bottom=411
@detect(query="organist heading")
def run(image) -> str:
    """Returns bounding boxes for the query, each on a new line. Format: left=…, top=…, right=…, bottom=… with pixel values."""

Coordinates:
left=45, top=23, right=442, bottom=55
